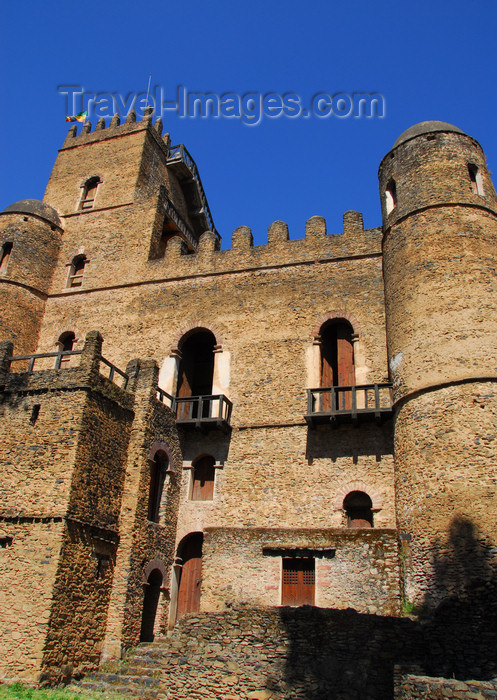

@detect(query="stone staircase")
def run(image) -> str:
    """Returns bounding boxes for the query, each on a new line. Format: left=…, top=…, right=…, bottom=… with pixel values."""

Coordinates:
left=72, top=606, right=424, bottom=700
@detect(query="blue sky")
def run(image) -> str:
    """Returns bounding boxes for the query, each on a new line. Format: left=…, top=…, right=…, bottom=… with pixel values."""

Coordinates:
left=1, top=0, right=496, bottom=247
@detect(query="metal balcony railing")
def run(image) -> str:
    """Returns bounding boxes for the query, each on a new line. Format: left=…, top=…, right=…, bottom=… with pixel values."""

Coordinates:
left=305, top=383, right=393, bottom=426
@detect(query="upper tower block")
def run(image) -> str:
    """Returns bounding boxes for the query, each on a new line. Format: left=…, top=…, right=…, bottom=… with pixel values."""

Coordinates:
left=43, top=112, right=219, bottom=259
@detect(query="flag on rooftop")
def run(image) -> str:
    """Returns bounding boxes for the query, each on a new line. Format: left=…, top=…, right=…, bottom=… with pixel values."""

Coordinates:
left=65, top=110, right=88, bottom=123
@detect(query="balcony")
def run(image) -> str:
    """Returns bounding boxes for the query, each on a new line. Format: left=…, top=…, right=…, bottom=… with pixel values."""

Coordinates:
left=167, top=144, right=220, bottom=244
left=156, top=389, right=232, bottom=432
left=305, top=383, right=393, bottom=426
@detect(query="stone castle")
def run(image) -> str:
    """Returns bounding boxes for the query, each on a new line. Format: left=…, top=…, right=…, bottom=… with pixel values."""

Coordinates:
left=0, top=113, right=496, bottom=697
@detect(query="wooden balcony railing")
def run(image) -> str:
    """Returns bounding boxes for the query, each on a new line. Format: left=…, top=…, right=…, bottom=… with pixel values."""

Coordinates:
left=305, top=383, right=393, bottom=426
left=9, top=351, right=129, bottom=390
left=174, top=394, right=232, bottom=432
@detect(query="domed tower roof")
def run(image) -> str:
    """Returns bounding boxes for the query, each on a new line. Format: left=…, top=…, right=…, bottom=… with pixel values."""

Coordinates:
left=2, top=199, right=62, bottom=228
left=393, top=121, right=466, bottom=148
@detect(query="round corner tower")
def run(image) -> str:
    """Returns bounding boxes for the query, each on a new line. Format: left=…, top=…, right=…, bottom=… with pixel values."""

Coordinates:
left=0, top=199, right=63, bottom=355
left=379, top=121, right=497, bottom=609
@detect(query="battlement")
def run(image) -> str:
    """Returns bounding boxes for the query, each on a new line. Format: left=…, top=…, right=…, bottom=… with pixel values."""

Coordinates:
left=148, top=211, right=382, bottom=279
left=62, top=107, right=167, bottom=153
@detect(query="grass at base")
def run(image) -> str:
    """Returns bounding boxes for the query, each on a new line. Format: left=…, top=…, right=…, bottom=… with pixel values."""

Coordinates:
left=0, top=683, right=126, bottom=700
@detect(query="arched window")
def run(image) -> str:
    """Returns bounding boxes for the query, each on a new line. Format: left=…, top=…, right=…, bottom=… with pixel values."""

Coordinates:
left=176, top=330, right=216, bottom=419
left=68, top=255, right=87, bottom=288
left=57, top=331, right=75, bottom=367
left=79, top=177, right=101, bottom=211
left=468, top=164, right=484, bottom=196
left=148, top=450, right=169, bottom=522
left=320, top=320, right=355, bottom=410
left=343, top=491, right=373, bottom=528
left=0, top=242, right=12, bottom=272
left=191, top=455, right=215, bottom=501
left=385, top=179, right=397, bottom=214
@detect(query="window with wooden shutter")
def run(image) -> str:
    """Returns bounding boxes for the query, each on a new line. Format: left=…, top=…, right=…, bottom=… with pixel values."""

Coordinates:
left=281, top=557, right=315, bottom=606
left=320, top=320, right=355, bottom=410
left=191, top=456, right=215, bottom=501
left=79, top=177, right=101, bottom=211
left=68, top=255, right=87, bottom=288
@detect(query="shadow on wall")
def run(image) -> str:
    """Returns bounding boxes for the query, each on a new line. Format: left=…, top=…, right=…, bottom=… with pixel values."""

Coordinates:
left=305, top=420, right=394, bottom=464
left=276, top=607, right=422, bottom=700
left=421, top=514, right=497, bottom=680
left=276, top=517, right=497, bottom=698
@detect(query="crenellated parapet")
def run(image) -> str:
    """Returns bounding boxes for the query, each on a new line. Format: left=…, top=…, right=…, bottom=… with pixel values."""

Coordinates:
left=62, top=107, right=169, bottom=158
left=153, top=211, right=381, bottom=278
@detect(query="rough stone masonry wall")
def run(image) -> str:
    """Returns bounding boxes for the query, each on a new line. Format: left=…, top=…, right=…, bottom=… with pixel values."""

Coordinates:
left=0, top=211, right=61, bottom=354
left=397, top=674, right=497, bottom=699
left=201, top=527, right=400, bottom=615
left=0, top=519, right=64, bottom=683
left=0, top=337, right=136, bottom=683
left=393, top=382, right=497, bottom=609
left=116, top=378, right=183, bottom=653
left=131, top=606, right=424, bottom=700
left=36, top=227, right=394, bottom=543
left=0, top=362, right=90, bottom=682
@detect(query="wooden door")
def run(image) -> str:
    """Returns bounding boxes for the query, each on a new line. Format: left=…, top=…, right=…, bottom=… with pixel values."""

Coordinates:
left=336, top=325, right=354, bottom=410
left=320, top=346, right=334, bottom=411
left=176, top=534, right=203, bottom=620
left=281, top=558, right=315, bottom=606
left=191, top=457, right=215, bottom=501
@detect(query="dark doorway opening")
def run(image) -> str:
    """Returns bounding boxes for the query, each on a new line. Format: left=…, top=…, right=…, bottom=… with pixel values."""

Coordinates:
left=344, top=491, right=373, bottom=528
left=177, top=330, right=216, bottom=419
left=140, top=568, right=163, bottom=642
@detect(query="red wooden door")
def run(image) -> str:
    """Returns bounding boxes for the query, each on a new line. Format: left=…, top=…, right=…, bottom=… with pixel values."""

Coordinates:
left=281, top=558, right=315, bottom=606
left=176, top=534, right=203, bottom=619
left=191, top=457, right=215, bottom=501
left=336, top=326, right=354, bottom=409
left=320, top=349, right=334, bottom=411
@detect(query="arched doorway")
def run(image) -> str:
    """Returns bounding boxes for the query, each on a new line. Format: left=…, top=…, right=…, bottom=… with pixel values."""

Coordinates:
left=320, top=320, right=355, bottom=410
left=176, top=330, right=216, bottom=419
left=140, top=568, right=163, bottom=642
left=176, top=533, right=203, bottom=620
left=343, top=491, right=373, bottom=528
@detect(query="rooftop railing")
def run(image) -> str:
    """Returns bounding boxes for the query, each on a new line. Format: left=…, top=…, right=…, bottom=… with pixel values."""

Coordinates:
left=167, top=143, right=218, bottom=237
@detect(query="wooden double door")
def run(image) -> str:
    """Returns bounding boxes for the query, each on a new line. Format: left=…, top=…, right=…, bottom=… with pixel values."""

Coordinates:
left=321, top=322, right=354, bottom=410
left=281, top=557, right=315, bottom=606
